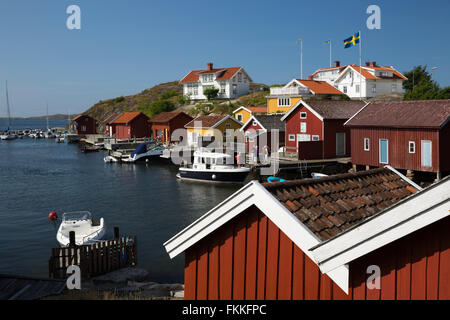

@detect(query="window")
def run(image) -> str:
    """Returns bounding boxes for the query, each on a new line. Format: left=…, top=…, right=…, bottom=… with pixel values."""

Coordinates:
left=300, top=112, right=307, bottom=119
left=372, top=84, right=376, bottom=93
left=187, top=83, right=198, bottom=95
left=343, top=86, right=347, bottom=93
left=300, top=122, right=307, bottom=133
left=278, top=98, right=291, bottom=107
left=356, top=85, right=360, bottom=93
left=81, top=125, right=86, bottom=131
left=312, top=135, right=319, bottom=141
left=252, top=121, right=257, bottom=126
left=226, top=123, right=231, bottom=128
left=238, top=73, right=242, bottom=82
left=288, top=134, right=296, bottom=141
left=364, top=138, right=370, bottom=151
left=409, top=141, right=415, bottom=154
left=392, top=84, right=397, bottom=92
left=237, top=114, right=243, bottom=122
left=232, top=84, right=237, bottom=95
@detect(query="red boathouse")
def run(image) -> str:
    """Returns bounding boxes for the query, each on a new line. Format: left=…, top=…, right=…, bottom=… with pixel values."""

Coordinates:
left=281, top=100, right=366, bottom=159
left=164, top=168, right=450, bottom=300
left=345, top=100, right=450, bottom=179
left=71, top=114, right=97, bottom=134
left=149, top=112, right=193, bottom=143
left=112, top=112, right=151, bottom=140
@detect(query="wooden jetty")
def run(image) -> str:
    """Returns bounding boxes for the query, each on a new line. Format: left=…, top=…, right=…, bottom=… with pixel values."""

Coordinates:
left=49, top=229, right=137, bottom=279
left=0, top=274, right=65, bottom=300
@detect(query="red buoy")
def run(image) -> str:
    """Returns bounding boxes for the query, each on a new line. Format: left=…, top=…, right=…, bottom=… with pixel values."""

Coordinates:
left=48, top=211, right=58, bottom=221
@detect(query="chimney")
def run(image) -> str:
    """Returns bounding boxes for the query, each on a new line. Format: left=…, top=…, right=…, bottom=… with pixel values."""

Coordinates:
left=365, top=61, right=371, bottom=66
left=334, top=61, right=340, bottom=67
left=371, top=61, right=377, bottom=67
left=207, top=62, right=213, bottom=71
left=307, top=75, right=313, bottom=80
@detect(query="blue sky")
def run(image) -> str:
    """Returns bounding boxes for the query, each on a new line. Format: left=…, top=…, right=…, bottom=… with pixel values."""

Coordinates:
left=0, top=0, right=449, bottom=117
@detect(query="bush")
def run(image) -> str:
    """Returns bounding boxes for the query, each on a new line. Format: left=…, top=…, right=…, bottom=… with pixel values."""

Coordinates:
left=114, top=96, right=125, bottom=103
left=203, top=87, right=219, bottom=100
left=138, top=99, right=175, bottom=117
left=159, top=90, right=179, bottom=100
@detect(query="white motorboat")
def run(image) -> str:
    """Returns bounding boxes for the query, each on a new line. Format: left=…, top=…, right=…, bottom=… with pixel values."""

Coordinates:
left=122, top=142, right=164, bottom=163
left=177, top=149, right=250, bottom=183
left=55, top=136, right=65, bottom=143
left=56, top=211, right=106, bottom=247
left=0, top=132, right=17, bottom=140
left=311, top=172, right=328, bottom=178
left=104, top=155, right=119, bottom=163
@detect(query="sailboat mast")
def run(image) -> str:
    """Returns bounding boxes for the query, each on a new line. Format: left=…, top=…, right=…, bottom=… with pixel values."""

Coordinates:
left=46, top=102, right=49, bottom=130
left=5, top=80, right=11, bottom=128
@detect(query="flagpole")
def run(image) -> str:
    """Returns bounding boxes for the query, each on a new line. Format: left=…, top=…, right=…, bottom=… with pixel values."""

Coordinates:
left=359, top=30, right=362, bottom=101
left=329, top=41, right=332, bottom=68
left=300, top=37, right=303, bottom=79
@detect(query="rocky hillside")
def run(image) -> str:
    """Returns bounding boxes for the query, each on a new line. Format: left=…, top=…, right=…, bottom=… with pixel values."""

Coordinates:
left=82, top=81, right=183, bottom=125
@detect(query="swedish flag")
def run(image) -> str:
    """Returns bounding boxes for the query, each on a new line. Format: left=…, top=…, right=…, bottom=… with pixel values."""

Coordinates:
left=344, top=32, right=360, bottom=48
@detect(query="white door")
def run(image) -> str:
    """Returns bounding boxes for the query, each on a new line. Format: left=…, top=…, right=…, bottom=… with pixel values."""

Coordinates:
left=336, top=133, right=346, bottom=156
left=421, top=140, right=432, bottom=167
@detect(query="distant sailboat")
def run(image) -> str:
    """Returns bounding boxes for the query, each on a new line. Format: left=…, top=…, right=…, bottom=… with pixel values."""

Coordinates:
left=0, top=81, right=17, bottom=140
left=44, top=102, right=55, bottom=139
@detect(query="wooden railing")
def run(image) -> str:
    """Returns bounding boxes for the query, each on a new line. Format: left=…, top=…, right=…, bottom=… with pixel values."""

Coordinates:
left=48, top=236, right=137, bottom=279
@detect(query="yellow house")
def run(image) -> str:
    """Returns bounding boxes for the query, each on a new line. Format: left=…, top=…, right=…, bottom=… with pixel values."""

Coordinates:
left=267, top=91, right=302, bottom=114
left=232, top=106, right=267, bottom=124
left=185, top=114, right=243, bottom=146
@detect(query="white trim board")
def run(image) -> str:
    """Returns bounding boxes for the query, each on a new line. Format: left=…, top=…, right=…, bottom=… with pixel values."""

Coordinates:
left=163, top=180, right=349, bottom=293
left=280, top=100, right=324, bottom=122
left=310, top=177, right=449, bottom=274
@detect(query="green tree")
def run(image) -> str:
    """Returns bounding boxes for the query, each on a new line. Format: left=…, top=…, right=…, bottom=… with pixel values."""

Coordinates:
left=403, top=65, right=432, bottom=92
left=403, top=80, right=440, bottom=100
left=203, top=87, right=219, bottom=100
left=436, top=87, right=450, bottom=100
left=139, top=99, right=175, bottom=117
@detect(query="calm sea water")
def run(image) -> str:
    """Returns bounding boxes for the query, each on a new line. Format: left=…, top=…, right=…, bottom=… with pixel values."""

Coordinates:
left=0, top=119, right=239, bottom=283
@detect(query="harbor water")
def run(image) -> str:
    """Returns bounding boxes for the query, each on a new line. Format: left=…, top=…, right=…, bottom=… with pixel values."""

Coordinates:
left=0, top=119, right=240, bottom=283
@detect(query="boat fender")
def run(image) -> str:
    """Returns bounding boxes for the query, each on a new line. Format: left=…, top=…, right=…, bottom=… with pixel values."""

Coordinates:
left=48, top=211, right=58, bottom=221
left=212, top=174, right=216, bottom=180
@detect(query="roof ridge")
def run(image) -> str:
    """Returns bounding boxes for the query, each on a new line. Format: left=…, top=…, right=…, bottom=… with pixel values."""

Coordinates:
left=262, top=167, right=389, bottom=189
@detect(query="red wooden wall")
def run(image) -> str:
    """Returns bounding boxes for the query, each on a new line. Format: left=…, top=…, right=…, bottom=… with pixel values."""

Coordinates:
left=115, top=114, right=150, bottom=139
left=323, top=119, right=351, bottom=158
left=284, top=105, right=322, bottom=153
left=184, top=205, right=450, bottom=300
left=74, top=116, right=96, bottom=134
left=151, top=113, right=193, bottom=142
left=349, top=127, right=441, bottom=172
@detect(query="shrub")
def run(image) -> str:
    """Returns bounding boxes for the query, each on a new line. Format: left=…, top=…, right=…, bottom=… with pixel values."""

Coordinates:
left=203, top=87, right=219, bottom=100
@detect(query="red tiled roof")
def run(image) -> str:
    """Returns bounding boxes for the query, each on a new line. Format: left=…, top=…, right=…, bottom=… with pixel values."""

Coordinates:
left=72, top=114, right=83, bottom=121
left=104, top=113, right=121, bottom=124
left=184, top=115, right=227, bottom=128
left=312, top=64, right=407, bottom=80
left=246, top=106, right=267, bottom=113
left=180, top=67, right=242, bottom=83
left=345, top=100, right=450, bottom=129
left=149, top=112, right=192, bottom=123
left=296, top=80, right=344, bottom=95
left=263, top=168, right=418, bottom=241
left=112, top=112, right=147, bottom=124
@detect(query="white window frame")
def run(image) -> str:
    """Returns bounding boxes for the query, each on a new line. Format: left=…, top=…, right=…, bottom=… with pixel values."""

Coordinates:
left=288, top=134, right=296, bottom=141
left=356, top=84, right=360, bottom=93
left=300, top=122, right=307, bottom=133
left=236, top=114, right=243, bottom=122
left=408, top=141, right=415, bottom=154
left=343, top=86, right=347, bottom=93
left=300, top=112, right=307, bottom=119
left=312, top=135, right=319, bottom=141
left=364, top=138, right=370, bottom=151
left=379, top=139, right=389, bottom=164
left=252, top=121, right=257, bottom=127
left=278, top=98, right=291, bottom=107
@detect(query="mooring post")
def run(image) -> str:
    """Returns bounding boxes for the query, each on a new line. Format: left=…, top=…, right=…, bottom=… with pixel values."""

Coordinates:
left=69, top=231, right=76, bottom=248
left=114, top=227, right=119, bottom=240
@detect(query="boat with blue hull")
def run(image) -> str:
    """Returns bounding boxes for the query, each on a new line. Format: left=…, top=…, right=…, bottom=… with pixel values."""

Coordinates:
left=177, top=150, right=250, bottom=183
left=122, top=142, right=164, bottom=163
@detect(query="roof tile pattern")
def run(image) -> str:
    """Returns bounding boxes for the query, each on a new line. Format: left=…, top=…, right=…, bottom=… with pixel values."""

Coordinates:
left=112, top=112, right=146, bottom=124
left=149, top=112, right=191, bottom=124
left=263, top=168, right=418, bottom=241
left=184, top=115, right=227, bottom=128
left=296, top=80, right=344, bottom=95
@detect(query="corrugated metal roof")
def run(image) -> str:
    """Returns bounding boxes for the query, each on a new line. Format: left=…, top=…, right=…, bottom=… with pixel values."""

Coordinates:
left=346, top=100, right=450, bottom=128
left=0, top=274, right=66, bottom=300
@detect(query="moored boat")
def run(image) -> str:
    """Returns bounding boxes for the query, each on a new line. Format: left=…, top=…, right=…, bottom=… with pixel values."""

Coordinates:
left=122, top=142, right=164, bottom=163
left=56, top=211, right=106, bottom=247
left=177, top=150, right=250, bottom=183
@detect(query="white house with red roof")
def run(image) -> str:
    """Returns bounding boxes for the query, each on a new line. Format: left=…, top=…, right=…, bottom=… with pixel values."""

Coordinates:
left=312, top=61, right=407, bottom=99
left=180, top=63, right=252, bottom=100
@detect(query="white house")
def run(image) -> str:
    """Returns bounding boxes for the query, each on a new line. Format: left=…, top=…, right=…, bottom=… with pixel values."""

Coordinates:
left=312, top=61, right=407, bottom=99
left=180, top=63, right=252, bottom=100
